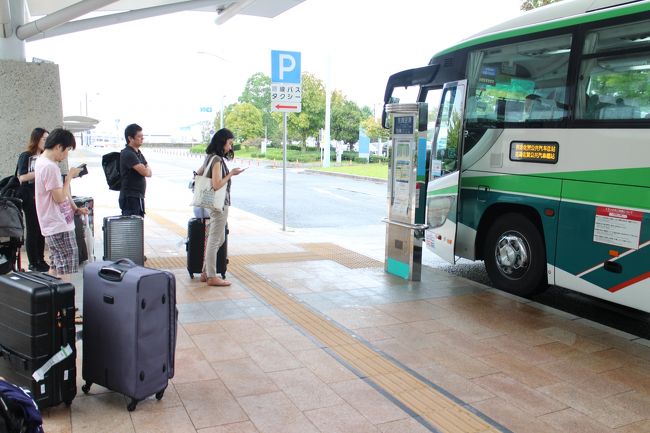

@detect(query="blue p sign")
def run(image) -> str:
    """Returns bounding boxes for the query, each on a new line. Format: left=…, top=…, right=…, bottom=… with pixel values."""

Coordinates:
left=271, top=50, right=301, bottom=84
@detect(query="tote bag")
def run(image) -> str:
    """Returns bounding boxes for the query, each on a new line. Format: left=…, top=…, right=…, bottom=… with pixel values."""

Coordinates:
left=191, top=156, right=227, bottom=212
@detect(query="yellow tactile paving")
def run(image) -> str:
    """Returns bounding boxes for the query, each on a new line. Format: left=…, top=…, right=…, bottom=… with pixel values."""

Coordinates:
left=227, top=259, right=503, bottom=433
left=143, top=211, right=503, bottom=433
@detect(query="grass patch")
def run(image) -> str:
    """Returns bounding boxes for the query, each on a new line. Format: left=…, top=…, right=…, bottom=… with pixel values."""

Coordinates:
left=310, top=163, right=388, bottom=180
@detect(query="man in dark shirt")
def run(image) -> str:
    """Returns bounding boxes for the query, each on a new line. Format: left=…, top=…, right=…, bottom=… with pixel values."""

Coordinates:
left=119, top=124, right=152, bottom=217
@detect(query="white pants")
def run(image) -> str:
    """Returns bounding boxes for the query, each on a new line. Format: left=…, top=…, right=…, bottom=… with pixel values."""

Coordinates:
left=203, top=206, right=228, bottom=277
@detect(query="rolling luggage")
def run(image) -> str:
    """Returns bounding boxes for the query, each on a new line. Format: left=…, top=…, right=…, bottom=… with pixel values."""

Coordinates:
left=81, top=259, right=176, bottom=411
left=102, top=215, right=144, bottom=265
left=0, top=272, right=76, bottom=409
left=186, top=218, right=228, bottom=278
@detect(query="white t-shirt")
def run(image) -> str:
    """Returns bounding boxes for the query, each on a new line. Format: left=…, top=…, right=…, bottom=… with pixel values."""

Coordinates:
left=34, top=156, right=74, bottom=236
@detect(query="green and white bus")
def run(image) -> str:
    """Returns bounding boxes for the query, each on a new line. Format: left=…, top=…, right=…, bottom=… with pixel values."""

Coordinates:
left=383, top=0, right=650, bottom=311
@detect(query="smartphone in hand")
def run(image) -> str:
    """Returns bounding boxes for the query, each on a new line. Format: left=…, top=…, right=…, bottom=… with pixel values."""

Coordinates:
left=77, top=163, right=88, bottom=177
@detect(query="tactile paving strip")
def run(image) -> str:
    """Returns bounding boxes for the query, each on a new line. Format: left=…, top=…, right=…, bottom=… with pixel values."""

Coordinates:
left=229, top=254, right=504, bottom=433
left=142, top=209, right=504, bottom=433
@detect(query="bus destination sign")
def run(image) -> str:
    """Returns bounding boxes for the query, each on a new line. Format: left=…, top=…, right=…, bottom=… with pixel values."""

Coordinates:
left=510, top=141, right=558, bottom=164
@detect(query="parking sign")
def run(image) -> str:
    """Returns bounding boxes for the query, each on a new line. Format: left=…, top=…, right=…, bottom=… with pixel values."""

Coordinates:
left=271, top=50, right=301, bottom=113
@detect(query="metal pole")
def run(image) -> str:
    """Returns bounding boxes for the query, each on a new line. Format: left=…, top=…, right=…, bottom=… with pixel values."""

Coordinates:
left=282, top=113, right=287, bottom=231
left=220, top=95, right=224, bottom=129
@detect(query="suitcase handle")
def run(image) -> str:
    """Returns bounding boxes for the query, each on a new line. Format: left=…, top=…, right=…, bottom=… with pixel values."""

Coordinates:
left=98, top=266, right=126, bottom=281
left=98, top=258, right=137, bottom=281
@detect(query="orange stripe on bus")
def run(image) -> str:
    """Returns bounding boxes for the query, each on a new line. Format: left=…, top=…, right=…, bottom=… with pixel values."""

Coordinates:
left=608, top=272, right=650, bottom=293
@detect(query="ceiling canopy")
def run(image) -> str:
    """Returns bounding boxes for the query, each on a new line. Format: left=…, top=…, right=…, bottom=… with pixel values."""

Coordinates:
left=20, top=0, right=304, bottom=40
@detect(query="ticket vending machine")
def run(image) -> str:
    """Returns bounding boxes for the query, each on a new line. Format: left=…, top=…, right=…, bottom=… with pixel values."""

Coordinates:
left=383, top=103, right=428, bottom=281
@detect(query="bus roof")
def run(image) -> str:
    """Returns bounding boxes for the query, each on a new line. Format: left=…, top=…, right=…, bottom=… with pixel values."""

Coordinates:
left=434, top=0, right=650, bottom=58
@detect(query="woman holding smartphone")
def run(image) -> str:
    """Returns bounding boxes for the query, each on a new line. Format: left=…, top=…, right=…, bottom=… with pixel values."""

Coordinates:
left=16, top=128, right=50, bottom=272
left=197, top=128, right=245, bottom=286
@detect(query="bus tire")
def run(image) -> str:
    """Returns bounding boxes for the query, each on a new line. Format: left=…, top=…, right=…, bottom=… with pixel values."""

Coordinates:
left=483, top=213, right=547, bottom=296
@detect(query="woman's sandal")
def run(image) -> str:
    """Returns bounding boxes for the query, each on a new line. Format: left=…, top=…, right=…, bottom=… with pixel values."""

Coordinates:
left=207, top=277, right=231, bottom=287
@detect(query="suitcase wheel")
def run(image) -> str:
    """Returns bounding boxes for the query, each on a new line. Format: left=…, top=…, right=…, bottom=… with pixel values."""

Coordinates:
left=155, top=389, right=165, bottom=400
left=82, top=382, right=92, bottom=394
left=127, top=399, right=138, bottom=412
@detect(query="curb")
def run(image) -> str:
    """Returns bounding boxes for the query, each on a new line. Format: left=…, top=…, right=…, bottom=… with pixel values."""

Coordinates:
left=302, top=169, right=387, bottom=184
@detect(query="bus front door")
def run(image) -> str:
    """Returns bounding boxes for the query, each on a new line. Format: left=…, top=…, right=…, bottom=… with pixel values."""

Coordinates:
left=424, top=81, right=467, bottom=264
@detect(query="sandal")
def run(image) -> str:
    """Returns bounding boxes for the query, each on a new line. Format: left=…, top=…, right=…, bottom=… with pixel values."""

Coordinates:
left=207, top=277, right=231, bottom=287
left=199, top=272, right=207, bottom=282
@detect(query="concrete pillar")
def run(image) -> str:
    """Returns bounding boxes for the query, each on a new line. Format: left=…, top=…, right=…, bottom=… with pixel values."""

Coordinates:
left=0, top=60, right=63, bottom=176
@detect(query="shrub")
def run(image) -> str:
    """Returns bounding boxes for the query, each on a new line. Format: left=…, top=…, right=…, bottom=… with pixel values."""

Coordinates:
left=370, top=154, right=388, bottom=163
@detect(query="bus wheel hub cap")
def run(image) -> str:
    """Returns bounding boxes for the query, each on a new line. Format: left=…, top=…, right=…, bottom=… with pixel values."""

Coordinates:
left=496, top=235, right=528, bottom=275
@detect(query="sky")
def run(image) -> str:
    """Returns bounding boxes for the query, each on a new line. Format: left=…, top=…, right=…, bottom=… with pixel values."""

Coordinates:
left=25, top=0, right=523, bottom=137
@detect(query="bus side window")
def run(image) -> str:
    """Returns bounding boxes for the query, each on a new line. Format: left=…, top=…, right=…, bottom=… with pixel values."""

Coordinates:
left=578, top=18, right=650, bottom=121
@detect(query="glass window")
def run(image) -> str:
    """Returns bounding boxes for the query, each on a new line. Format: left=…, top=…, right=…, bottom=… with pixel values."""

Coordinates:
left=430, top=83, right=465, bottom=180
left=576, top=19, right=650, bottom=120
left=465, top=34, right=572, bottom=126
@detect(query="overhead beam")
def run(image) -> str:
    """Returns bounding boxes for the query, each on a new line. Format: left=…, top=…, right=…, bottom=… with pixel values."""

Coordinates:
left=25, top=0, right=222, bottom=41
left=215, top=0, right=254, bottom=25
left=16, top=0, right=119, bottom=40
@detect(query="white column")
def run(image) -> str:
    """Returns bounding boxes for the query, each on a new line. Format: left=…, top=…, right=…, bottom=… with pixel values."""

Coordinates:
left=0, top=0, right=26, bottom=60
left=322, top=54, right=331, bottom=168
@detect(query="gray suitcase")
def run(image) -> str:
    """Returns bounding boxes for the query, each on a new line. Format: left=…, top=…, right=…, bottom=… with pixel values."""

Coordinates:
left=103, top=215, right=144, bottom=265
left=81, top=259, right=176, bottom=411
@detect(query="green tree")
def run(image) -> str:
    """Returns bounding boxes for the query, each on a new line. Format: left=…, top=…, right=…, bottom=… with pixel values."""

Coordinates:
left=331, top=90, right=363, bottom=148
left=286, top=73, right=325, bottom=147
left=224, top=103, right=264, bottom=143
left=239, top=72, right=279, bottom=142
left=521, top=0, right=562, bottom=11
left=361, top=116, right=389, bottom=142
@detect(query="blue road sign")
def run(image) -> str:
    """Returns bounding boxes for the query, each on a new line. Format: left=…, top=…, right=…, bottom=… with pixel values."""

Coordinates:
left=271, top=50, right=301, bottom=84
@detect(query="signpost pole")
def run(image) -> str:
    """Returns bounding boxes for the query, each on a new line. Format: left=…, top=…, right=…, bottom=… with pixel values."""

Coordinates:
left=271, top=49, right=301, bottom=232
left=282, top=112, right=287, bottom=231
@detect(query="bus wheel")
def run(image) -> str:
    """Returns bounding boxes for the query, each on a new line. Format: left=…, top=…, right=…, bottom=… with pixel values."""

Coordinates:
left=483, top=213, right=547, bottom=296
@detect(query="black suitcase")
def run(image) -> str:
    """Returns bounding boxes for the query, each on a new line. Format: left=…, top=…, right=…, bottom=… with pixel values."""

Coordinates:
left=186, top=219, right=228, bottom=279
left=0, top=272, right=76, bottom=409
left=103, top=215, right=144, bottom=265
left=81, top=259, right=176, bottom=411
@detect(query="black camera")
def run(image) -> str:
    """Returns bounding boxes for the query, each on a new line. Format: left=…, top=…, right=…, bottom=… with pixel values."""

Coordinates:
left=77, top=164, right=88, bottom=177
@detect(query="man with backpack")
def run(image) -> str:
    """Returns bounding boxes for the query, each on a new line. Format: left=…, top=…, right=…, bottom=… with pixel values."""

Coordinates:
left=119, top=124, right=152, bottom=217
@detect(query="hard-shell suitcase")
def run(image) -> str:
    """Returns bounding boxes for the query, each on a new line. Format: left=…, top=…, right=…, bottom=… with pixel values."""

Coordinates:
left=0, top=272, right=76, bottom=409
left=102, top=215, right=144, bottom=265
left=185, top=218, right=228, bottom=278
left=81, top=259, right=176, bottom=411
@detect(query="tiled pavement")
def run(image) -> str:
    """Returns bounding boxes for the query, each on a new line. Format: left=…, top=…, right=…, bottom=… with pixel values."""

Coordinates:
left=35, top=151, right=650, bottom=433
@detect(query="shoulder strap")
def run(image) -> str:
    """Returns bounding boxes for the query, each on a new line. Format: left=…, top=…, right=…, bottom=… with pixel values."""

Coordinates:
left=204, top=155, right=218, bottom=179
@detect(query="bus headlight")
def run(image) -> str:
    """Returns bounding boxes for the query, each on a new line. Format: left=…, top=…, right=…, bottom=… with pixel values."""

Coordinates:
left=427, top=196, right=455, bottom=229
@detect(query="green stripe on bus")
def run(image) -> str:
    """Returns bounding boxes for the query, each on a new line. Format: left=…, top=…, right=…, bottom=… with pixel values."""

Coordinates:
left=427, top=185, right=458, bottom=197
left=386, top=258, right=410, bottom=279
left=458, top=170, right=649, bottom=210
left=542, top=167, right=650, bottom=188
left=561, top=181, right=648, bottom=210
left=461, top=175, right=563, bottom=198
left=436, top=2, right=650, bottom=56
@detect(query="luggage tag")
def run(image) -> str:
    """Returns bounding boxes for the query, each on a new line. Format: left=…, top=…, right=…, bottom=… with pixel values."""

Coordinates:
left=32, top=344, right=73, bottom=382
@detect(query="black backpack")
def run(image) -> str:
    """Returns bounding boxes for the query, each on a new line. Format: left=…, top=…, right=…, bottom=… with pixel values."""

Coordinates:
left=0, top=173, right=20, bottom=200
left=102, top=152, right=121, bottom=191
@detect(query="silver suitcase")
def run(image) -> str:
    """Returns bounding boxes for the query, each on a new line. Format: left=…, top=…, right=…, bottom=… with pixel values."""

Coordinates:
left=81, top=259, right=176, bottom=411
left=102, top=215, right=144, bottom=265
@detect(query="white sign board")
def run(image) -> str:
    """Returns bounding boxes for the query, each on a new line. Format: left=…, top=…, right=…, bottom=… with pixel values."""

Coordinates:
left=271, top=50, right=301, bottom=113
left=593, top=206, right=642, bottom=249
